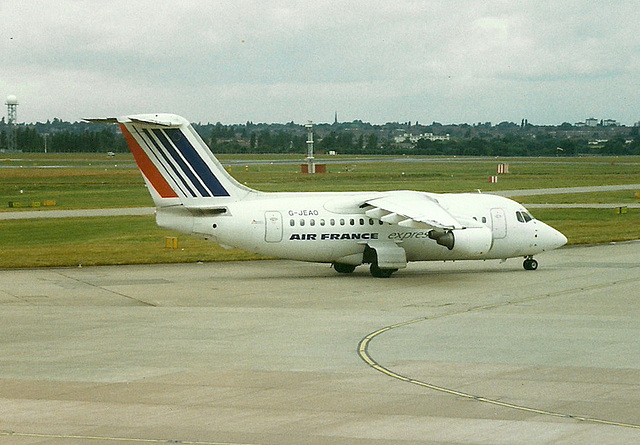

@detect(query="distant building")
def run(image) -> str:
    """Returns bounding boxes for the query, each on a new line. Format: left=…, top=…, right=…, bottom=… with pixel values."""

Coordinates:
left=577, top=118, right=618, bottom=128
left=394, top=133, right=451, bottom=144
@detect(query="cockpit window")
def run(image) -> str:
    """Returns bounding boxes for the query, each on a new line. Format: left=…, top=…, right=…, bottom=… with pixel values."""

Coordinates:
left=516, top=211, right=534, bottom=223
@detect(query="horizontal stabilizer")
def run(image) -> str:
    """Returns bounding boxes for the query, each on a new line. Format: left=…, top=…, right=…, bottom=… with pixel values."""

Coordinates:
left=129, top=116, right=179, bottom=127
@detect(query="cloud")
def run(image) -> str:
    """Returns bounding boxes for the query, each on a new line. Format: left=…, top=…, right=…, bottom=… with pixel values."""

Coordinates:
left=2, top=0, right=639, bottom=124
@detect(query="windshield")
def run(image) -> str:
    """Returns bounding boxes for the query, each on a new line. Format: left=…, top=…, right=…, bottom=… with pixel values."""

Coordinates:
left=516, top=210, right=534, bottom=223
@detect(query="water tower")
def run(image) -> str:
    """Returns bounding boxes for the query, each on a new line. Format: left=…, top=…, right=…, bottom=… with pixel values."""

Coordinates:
left=5, top=95, right=18, bottom=152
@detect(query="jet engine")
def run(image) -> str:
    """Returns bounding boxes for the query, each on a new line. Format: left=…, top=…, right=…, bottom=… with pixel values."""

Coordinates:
left=429, top=226, right=493, bottom=256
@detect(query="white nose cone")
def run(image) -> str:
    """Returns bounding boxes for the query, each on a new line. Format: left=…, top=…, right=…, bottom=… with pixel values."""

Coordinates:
left=539, top=223, right=567, bottom=251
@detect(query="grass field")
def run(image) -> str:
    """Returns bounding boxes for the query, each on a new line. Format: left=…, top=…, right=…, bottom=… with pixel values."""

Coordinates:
left=0, top=216, right=260, bottom=269
left=1, top=153, right=639, bottom=268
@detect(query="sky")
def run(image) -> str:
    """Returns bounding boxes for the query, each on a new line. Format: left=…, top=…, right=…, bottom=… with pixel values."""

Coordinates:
left=2, top=1, right=639, bottom=125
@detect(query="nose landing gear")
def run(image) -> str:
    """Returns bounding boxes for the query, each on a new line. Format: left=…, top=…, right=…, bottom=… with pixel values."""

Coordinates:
left=523, top=257, right=538, bottom=270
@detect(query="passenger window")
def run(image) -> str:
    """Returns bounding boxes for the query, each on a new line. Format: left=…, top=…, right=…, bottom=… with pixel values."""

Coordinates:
left=300, top=219, right=305, bottom=227
left=369, top=219, right=374, bottom=225
left=349, top=218, right=355, bottom=226
left=320, top=219, right=325, bottom=226
left=290, top=219, right=295, bottom=226
left=330, top=219, right=335, bottom=226
left=482, top=217, right=487, bottom=223
left=310, top=219, right=315, bottom=226
left=359, top=218, right=365, bottom=225
left=340, top=219, right=345, bottom=226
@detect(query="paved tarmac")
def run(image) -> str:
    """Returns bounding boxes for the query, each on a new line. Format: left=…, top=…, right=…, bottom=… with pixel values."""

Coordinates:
left=0, top=207, right=155, bottom=220
left=1, top=243, right=640, bottom=444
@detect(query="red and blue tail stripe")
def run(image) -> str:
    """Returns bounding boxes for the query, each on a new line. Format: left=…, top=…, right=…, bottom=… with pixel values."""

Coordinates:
left=156, top=128, right=230, bottom=197
left=121, top=124, right=178, bottom=199
left=123, top=122, right=230, bottom=200
left=139, top=127, right=197, bottom=198
left=88, top=114, right=251, bottom=206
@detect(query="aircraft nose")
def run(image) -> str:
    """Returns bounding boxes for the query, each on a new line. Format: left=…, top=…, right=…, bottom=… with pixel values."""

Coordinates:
left=539, top=223, right=567, bottom=251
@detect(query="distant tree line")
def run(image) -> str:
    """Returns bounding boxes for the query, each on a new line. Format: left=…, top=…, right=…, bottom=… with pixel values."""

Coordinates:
left=0, top=118, right=128, bottom=153
left=182, top=120, right=640, bottom=157
left=1, top=117, right=639, bottom=156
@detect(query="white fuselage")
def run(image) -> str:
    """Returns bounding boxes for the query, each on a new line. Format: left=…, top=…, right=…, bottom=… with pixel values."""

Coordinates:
left=156, top=190, right=566, bottom=265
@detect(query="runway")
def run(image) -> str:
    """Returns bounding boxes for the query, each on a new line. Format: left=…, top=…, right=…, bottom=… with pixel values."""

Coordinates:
left=2, top=184, right=640, bottom=220
left=1, top=242, right=640, bottom=444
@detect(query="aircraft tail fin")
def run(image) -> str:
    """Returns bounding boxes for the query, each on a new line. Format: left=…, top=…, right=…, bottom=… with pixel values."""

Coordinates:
left=91, top=114, right=254, bottom=207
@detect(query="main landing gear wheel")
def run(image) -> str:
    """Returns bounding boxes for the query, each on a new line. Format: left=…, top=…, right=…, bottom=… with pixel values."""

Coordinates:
left=523, top=257, right=538, bottom=271
left=333, top=262, right=357, bottom=274
left=370, top=262, right=397, bottom=278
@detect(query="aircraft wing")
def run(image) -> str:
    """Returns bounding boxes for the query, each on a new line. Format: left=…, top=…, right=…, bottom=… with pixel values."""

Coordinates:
left=363, top=192, right=464, bottom=230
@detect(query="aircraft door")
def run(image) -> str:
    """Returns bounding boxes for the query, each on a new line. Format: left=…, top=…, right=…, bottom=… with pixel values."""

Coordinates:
left=264, top=211, right=283, bottom=242
left=490, top=208, right=507, bottom=239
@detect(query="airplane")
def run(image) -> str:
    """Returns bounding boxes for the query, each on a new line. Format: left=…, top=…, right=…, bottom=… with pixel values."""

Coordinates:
left=87, top=113, right=567, bottom=277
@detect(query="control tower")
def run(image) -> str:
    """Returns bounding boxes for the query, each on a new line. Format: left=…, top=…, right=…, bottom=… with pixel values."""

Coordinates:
left=5, top=95, right=18, bottom=152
